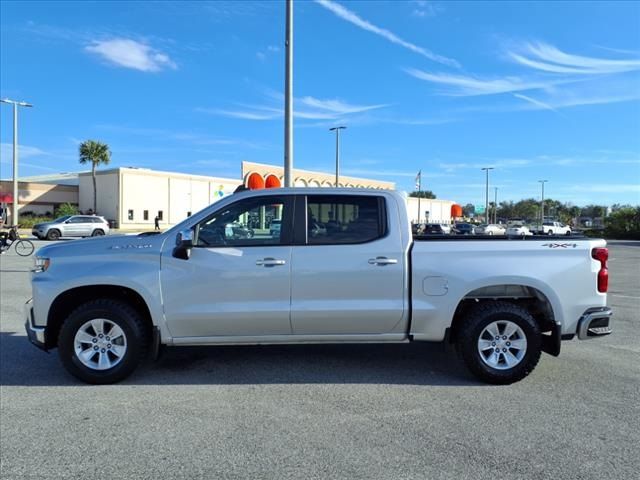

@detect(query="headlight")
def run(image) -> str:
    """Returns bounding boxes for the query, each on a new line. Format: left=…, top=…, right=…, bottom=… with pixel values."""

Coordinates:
left=32, top=257, right=50, bottom=273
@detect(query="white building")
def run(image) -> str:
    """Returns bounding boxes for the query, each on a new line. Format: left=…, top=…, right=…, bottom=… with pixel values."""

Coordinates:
left=8, top=162, right=458, bottom=229
left=78, top=167, right=241, bottom=229
left=405, top=196, right=457, bottom=224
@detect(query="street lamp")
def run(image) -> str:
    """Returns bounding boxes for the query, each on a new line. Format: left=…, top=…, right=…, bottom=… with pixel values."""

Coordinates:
left=1, top=98, right=33, bottom=227
left=539, top=180, right=548, bottom=228
left=481, top=167, right=494, bottom=223
left=494, top=187, right=498, bottom=224
left=329, top=126, right=346, bottom=187
left=283, top=0, right=294, bottom=187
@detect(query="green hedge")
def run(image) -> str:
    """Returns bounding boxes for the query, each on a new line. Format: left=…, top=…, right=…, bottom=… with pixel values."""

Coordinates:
left=17, top=216, right=53, bottom=228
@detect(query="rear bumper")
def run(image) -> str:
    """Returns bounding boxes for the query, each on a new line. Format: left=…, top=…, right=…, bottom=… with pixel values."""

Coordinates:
left=577, top=307, right=613, bottom=339
left=24, top=299, right=47, bottom=350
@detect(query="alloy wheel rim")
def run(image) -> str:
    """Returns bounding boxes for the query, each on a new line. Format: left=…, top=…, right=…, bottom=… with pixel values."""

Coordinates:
left=74, top=319, right=127, bottom=370
left=477, top=320, right=527, bottom=370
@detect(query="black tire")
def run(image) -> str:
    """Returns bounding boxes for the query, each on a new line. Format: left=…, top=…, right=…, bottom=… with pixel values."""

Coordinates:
left=47, top=229, right=61, bottom=241
left=547, top=230, right=553, bottom=235
left=565, top=230, right=572, bottom=236
left=15, top=239, right=34, bottom=256
left=92, top=229, right=105, bottom=237
left=457, top=301, right=542, bottom=385
left=58, top=299, right=148, bottom=384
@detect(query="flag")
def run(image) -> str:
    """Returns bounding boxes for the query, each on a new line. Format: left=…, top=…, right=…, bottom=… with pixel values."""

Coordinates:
left=415, top=170, right=421, bottom=191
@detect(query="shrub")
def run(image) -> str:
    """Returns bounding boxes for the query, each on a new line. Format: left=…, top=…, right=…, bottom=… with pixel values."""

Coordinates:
left=54, top=203, right=79, bottom=217
left=17, top=216, right=53, bottom=228
left=604, top=207, right=640, bottom=240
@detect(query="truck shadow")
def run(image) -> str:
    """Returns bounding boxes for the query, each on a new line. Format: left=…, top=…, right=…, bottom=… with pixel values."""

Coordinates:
left=0, top=331, right=484, bottom=387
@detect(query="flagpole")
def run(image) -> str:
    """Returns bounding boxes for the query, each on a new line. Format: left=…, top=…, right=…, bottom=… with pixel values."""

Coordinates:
left=416, top=170, right=421, bottom=224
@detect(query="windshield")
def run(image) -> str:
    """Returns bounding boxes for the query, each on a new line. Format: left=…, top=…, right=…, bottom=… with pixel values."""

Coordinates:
left=53, top=215, right=72, bottom=223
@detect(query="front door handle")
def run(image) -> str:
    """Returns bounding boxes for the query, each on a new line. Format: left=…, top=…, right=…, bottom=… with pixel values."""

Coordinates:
left=256, top=257, right=286, bottom=267
left=368, top=256, right=398, bottom=266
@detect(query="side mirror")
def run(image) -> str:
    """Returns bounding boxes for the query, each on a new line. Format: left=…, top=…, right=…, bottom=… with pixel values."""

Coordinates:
left=173, top=228, right=194, bottom=260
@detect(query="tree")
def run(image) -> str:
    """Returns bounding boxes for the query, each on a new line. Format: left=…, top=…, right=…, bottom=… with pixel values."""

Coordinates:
left=605, top=207, right=640, bottom=239
left=462, top=203, right=475, bottom=217
left=79, top=140, right=111, bottom=214
left=409, top=190, right=436, bottom=199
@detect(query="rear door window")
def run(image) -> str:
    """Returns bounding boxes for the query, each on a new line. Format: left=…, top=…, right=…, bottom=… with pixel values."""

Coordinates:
left=305, top=195, right=385, bottom=245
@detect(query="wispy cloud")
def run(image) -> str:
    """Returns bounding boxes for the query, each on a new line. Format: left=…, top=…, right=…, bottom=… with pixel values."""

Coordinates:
left=199, top=95, right=389, bottom=121
left=85, top=38, right=177, bottom=72
left=314, top=0, right=459, bottom=68
left=508, top=42, right=640, bottom=75
left=569, top=184, right=640, bottom=194
left=0, top=144, right=64, bottom=173
left=438, top=159, right=532, bottom=172
left=404, top=68, right=565, bottom=96
left=298, top=96, right=388, bottom=115
left=411, top=1, right=443, bottom=18
left=513, top=93, right=559, bottom=113
left=95, top=125, right=269, bottom=149
left=256, top=45, right=280, bottom=62
left=407, top=40, right=640, bottom=113
left=0, top=143, right=49, bottom=159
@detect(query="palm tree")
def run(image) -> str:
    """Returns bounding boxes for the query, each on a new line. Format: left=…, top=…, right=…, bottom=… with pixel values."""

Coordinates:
left=78, top=140, right=111, bottom=214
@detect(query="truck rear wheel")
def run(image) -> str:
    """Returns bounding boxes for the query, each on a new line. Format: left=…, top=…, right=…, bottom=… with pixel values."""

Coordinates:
left=58, top=299, right=148, bottom=384
left=458, top=301, right=541, bottom=384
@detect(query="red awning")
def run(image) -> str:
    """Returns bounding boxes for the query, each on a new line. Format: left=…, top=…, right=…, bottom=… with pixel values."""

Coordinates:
left=0, top=193, right=14, bottom=203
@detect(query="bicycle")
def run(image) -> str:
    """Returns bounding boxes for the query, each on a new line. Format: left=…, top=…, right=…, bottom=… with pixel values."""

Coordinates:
left=0, top=225, right=35, bottom=256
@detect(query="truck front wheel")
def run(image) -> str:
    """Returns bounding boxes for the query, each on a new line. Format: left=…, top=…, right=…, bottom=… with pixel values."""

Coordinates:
left=458, top=301, right=542, bottom=384
left=58, top=299, right=148, bottom=384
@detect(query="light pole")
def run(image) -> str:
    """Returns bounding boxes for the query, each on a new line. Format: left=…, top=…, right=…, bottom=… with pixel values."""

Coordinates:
left=329, top=126, right=346, bottom=187
left=481, top=167, right=494, bottom=224
left=1, top=98, right=33, bottom=227
left=539, top=180, right=548, bottom=228
left=283, top=0, right=294, bottom=187
left=494, top=187, right=498, bottom=224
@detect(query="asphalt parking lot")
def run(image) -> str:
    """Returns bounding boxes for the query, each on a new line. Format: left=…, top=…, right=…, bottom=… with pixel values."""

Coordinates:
left=1, top=239, right=638, bottom=480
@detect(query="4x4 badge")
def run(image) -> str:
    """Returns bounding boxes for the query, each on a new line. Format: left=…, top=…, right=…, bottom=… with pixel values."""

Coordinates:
left=542, top=243, right=577, bottom=248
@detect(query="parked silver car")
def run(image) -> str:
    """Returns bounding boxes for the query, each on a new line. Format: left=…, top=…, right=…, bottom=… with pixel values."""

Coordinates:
left=475, top=224, right=506, bottom=235
left=32, top=215, right=110, bottom=240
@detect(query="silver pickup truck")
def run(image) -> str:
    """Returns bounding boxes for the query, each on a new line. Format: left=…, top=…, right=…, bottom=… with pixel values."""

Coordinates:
left=25, top=189, right=612, bottom=384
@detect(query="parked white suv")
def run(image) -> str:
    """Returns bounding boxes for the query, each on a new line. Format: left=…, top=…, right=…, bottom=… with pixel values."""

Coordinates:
left=32, top=215, right=110, bottom=240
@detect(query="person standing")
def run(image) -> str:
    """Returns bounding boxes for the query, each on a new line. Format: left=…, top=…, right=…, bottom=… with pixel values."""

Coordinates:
left=154, top=215, right=160, bottom=230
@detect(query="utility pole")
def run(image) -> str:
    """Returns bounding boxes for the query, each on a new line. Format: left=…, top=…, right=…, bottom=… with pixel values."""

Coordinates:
left=539, top=180, right=548, bottom=228
left=329, top=126, right=346, bottom=187
left=494, top=187, right=498, bottom=224
left=481, top=167, right=494, bottom=224
left=1, top=98, right=33, bottom=227
left=283, top=0, right=293, bottom=187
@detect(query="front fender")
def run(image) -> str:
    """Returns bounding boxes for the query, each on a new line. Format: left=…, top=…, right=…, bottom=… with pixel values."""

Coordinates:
left=32, top=252, right=164, bottom=335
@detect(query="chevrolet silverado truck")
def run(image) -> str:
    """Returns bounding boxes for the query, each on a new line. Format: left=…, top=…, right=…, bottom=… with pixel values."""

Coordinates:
left=25, top=189, right=612, bottom=384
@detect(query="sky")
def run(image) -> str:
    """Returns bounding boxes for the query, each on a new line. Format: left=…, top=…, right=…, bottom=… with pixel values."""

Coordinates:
left=1, top=0, right=639, bottom=207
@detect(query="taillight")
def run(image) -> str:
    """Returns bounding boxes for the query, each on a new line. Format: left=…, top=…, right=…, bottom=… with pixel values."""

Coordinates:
left=591, top=247, right=609, bottom=293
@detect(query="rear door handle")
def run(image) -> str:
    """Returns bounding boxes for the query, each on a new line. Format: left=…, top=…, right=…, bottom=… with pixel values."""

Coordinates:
left=368, top=256, right=398, bottom=266
left=256, top=257, right=286, bottom=267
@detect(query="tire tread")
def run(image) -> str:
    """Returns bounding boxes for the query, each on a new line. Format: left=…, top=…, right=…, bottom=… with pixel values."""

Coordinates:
left=458, top=301, right=542, bottom=385
left=58, top=298, right=148, bottom=384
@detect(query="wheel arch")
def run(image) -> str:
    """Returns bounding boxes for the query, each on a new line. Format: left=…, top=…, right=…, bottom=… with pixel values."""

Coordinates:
left=448, top=283, right=560, bottom=355
left=45, top=285, right=154, bottom=349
